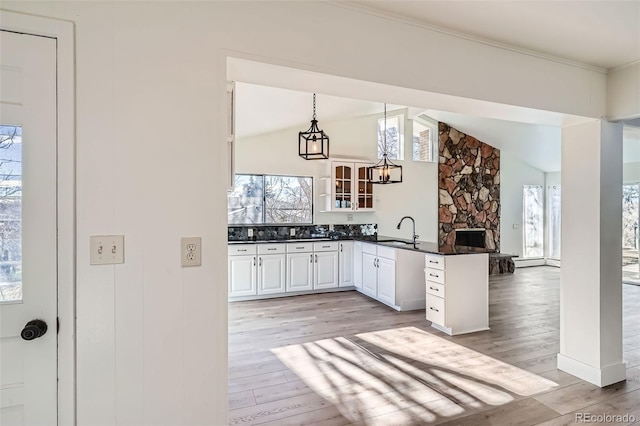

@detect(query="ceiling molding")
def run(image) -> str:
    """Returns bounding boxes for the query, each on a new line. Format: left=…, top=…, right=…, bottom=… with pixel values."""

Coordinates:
left=328, top=1, right=608, bottom=74
left=610, top=59, right=640, bottom=72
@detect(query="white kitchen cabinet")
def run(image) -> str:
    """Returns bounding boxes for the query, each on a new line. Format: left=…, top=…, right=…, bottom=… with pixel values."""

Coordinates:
left=425, top=253, right=489, bottom=335
left=315, top=251, right=339, bottom=289
left=353, top=241, right=363, bottom=290
left=339, top=241, right=354, bottom=287
left=257, top=253, right=286, bottom=295
left=319, top=161, right=375, bottom=212
left=359, top=243, right=424, bottom=311
left=228, top=253, right=257, bottom=298
left=287, top=252, right=314, bottom=292
left=376, top=256, right=396, bottom=306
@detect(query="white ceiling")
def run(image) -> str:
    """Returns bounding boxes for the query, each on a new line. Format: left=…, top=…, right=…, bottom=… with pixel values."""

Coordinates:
left=346, top=0, right=640, bottom=69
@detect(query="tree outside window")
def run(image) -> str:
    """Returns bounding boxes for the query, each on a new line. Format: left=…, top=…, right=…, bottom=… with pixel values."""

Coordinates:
left=523, top=185, right=543, bottom=258
left=377, top=115, right=403, bottom=160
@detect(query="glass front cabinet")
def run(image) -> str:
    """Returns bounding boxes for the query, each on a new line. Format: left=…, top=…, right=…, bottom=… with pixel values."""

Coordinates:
left=319, top=161, right=375, bottom=212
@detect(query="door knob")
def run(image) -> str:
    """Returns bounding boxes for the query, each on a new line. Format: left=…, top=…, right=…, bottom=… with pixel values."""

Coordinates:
left=21, top=319, right=48, bottom=341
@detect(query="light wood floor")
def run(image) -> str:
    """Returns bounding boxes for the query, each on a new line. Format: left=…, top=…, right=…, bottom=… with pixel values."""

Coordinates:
left=228, top=267, right=640, bottom=425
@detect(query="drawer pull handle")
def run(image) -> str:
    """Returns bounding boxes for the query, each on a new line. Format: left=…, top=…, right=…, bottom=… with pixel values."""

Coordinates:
left=429, top=307, right=440, bottom=312
left=429, top=260, right=438, bottom=264
left=429, top=286, right=439, bottom=291
left=429, top=273, right=439, bottom=278
left=322, top=245, right=330, bottom=248
left=268, top=248, right=277, bottom=251
left=296, top=246, right=305, bottom=249
left=238, top=249, right=247, bottom=252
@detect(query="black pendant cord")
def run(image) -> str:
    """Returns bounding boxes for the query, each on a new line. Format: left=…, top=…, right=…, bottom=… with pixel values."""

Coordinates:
left=312, top=93, right=317, bottom=121
left=382, top=102, right=387, bottom=157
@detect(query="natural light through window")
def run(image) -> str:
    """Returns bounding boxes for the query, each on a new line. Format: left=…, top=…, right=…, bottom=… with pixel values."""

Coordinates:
left=272, top=326, right=557, bottom=424
left=377, top=115, right=403, bottom=160
left=548, top=185, right=561, bottom=260
left=523, top=185, right=543, bottom=258
left=412, top=118, right=436, bottom=162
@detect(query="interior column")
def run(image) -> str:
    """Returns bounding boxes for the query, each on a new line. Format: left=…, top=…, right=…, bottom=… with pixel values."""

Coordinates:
left=558, top=118, right=625, bottom=387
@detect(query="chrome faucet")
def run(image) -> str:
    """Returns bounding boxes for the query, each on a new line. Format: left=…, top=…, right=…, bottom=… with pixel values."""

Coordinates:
left=397, top=216, right=419, bottom=245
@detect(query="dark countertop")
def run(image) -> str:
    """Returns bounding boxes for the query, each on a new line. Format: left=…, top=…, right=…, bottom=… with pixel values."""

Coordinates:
left=228, top=234, right=495, bottom=256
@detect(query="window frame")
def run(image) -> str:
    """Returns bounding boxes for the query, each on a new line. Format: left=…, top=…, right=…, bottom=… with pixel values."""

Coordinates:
left=411, top=116, right=438, bottom=163
left=522, top=184, right=544, bottom=259
left=547, top=185, right=561, bottom=260
left=227, top=173, right=314, bottom=225
left=377, top=113, right=404, bottom=161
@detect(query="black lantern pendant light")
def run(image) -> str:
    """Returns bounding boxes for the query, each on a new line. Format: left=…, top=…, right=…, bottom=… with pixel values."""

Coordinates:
left=368, top=103, right=403, bottom=184
left=299, top=93, right=330, bottom=160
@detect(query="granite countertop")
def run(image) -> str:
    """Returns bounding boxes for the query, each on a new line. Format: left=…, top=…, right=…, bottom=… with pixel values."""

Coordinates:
left=228, top=234, right=495, bottom=255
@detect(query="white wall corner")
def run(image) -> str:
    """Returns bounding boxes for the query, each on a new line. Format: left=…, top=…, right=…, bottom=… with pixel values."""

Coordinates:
left=607, top=61, right=640, bottom=121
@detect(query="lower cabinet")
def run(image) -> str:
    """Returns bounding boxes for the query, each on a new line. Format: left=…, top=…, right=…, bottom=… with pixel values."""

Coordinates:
left=258, top=253, right=286, bottom=295
left=358, top=242, right=424, bottom=311
left=353, top=241, right=363, bottom=290
left=228, top=254, right=257, bottom=297
left=286, top=252, right=314, bottom=292
left=315, top=251, right=339, bottom=289
left=338, top=241, right=354, bottom=287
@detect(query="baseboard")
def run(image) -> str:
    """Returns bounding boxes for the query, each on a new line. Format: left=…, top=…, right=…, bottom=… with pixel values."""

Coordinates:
left=546, top=258, right=561, bottom=267
left=514, top=258, right=546, bottom=268
left=557, top=353, right=626, bottom=387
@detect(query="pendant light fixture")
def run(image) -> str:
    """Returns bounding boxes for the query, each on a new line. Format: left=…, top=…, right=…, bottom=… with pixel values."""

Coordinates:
left=368, top=103, right=403, bottom=184
left=299, top=93, right=329, bottom=160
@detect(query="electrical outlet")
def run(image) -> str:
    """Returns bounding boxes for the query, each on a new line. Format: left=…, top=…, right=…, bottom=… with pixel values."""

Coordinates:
left=90, top=235, right=125, bottom=265
left=181, top=237, right=201, bottom=267
left=290, top=228, right=296, bottom=237
left=247, top=228, right=254, bottom=237
left=347, top=214, right=354, bottom=222
left=328, top=224, right=334, bottom=231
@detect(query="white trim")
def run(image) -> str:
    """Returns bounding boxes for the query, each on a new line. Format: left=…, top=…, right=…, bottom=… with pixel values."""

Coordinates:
left=0, top=10, right=76, bottom=426
left=327, top=1, right=607, bottom=75
left=610, top=59, right=640, bottom=72
left=514, top=258, right=546, bottom=268
left=557, top=354, right=626, bottom=387
left=546, top=258, right=561, bottom=268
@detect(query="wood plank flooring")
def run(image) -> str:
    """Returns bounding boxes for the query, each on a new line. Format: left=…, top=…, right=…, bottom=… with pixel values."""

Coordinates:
left=228, top=266, right=640, bottom=425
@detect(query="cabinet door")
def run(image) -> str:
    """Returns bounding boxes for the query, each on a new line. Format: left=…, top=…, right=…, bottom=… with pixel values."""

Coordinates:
left=362, top=253, right=378, bottom=297
left=377, top=257, right=396, bottom=306
left=287, top=252, right=313, bottom=292
left=315, top=251, right=339, bottom=289
left=355, top=163, right=375, bottom=211
left=353, top=241, right=363, bottom=289
left=339, top=242, right=354, bottom=287
left=332, top=162, right=354, bottom=211
left=258, top=254, right=286, bottom=295
left=228, top=255, right=257, bottom=297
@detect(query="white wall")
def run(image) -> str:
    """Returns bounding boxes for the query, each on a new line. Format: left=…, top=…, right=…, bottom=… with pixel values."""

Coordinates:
left=235, top=110, right=439, bottom=241
left=607, top=62, right=640, bottom=121
left=0, top=1, right=617, bottom=424
left=499, top=151, right=546, bottom=256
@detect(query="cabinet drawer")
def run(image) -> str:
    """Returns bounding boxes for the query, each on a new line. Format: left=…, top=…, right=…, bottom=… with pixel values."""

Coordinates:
left=376, top=245, right=396, bottom=260
left=426, top=281, right=445, bottom=298
left=425, top=254, right=445, bottom=270
left=426, top=294, right=445, bottom=326
left=313, top=241, right=339, bottom=252
left=425, top=267, right=445, bottom=284
left=228, top=245, right=257, bottom=256
left=286, top=242, right=313, bottom=253
left=257, top=244, right=286, bottom=254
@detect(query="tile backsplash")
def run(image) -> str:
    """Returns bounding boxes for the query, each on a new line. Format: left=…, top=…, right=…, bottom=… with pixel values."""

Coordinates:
left=228, top=224, right=377, bottom=242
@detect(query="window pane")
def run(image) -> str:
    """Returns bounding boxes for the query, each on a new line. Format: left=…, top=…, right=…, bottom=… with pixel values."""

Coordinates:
left=548, top=185, right=561, bottom=259
left=622, top=184, right=639, bottom=250
left=227, top=174, right=264, bottom=224
left=0, top=125, right=22, bottom=303
left=413, top=120, right=432, bottom=162
left=378, top=116, right=401, bottom=160
left=523, top=185, right=543, bottom=258
left=265, top=176, right=312, bottom=224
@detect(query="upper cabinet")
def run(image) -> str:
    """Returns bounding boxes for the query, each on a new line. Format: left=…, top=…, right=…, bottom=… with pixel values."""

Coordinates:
left=319, top=161, right=375, bottom=212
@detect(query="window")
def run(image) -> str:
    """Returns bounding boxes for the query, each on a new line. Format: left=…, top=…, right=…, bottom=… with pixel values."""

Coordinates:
left=622, top=184, right=639, bottom=250
left=228, top=174, right=313, bottom=224
left=523, top=185, right=544, bottom=258
left=548, top=185, right=561, bottom=259
left=412, top=118, right=437, bottom=162
left=377, top=114, right=403, bottom=160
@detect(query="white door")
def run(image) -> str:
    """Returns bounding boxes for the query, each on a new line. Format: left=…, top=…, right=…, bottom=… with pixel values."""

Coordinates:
left=286, top=252, right=313, bottom=292
left=314, top=251, right=338, bottom=289
left=258, top=254, right=285, bottom=295
left=228, top=255, right=257, bottom=297
left=377, top=257, right=396, bottom=306
left=0, top=31, right=58, bottom=425
left=362, top=253, right=377, bottom=297
left=339, top=242, right=354, bottom=287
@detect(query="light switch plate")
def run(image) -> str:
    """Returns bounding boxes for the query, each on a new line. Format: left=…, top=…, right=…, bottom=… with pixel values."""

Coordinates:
left=290, top=228, right=296, bottom=237
left=247, top=228, right=254, bottom=237
left=90, top=235, right=125, bottom=265
left=181, top=237, right=201, bottom=267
